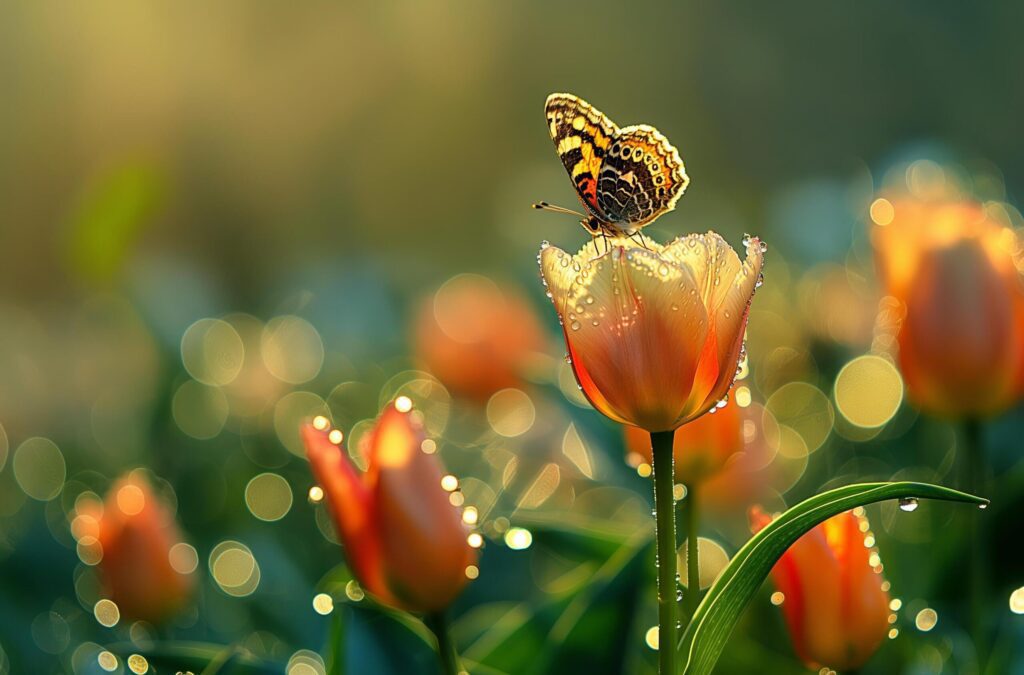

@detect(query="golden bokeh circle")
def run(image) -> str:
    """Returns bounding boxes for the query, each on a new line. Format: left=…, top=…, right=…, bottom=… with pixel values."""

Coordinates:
left=93, top=599, right=120, bottom=628
left=677, top=538, right=731, bottom=590
left=209, top=540, right=260, bottom=597
left=172, top=380, right=229, bottom=439
left=766, top=382, right=834, bottom=454
left=245, top=473, right=293, bottom=522
left=180, top=318, right=244, bottom=386
left=834, top=355, right=904, bottom=429
left=169, top=542, right=199, bottom=575
left=13, top=437, right=66, bottom=501
left=486, top=388, right=535, bottom=437
left=261, top=316, right=324, bottom=385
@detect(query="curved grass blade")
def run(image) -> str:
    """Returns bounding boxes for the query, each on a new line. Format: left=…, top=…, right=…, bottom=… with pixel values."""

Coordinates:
left=677, top=481, right=988, bottom=675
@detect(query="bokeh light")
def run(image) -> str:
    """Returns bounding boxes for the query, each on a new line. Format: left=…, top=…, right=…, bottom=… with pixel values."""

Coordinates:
left=486, top=388, right=536, bottom=437
left=13, top=437, right=66, bottom=501
left=209, top=540, right=261, bottom=597
left=245, top=473, right=293, bottom=522
left=834, top=355, right=904, bottom=429
left=181, top=318, right=245, bottom=386
left=262, top=316, right=325, bottom=385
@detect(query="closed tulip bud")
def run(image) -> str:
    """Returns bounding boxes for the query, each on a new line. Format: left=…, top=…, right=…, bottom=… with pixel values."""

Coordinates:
left=873, top=198, right=1024, bottom=417
left=540, top=233, right=764, bottom=432
left=75, top=472, right=194, bottom=623
left=415, top=274, right=547, bottom=402
left=751, top=507, right=891, bottom=671
left=302, top=401, right=476, bottom=612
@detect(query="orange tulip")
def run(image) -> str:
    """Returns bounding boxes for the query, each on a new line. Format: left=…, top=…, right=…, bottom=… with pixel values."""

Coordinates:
left=302, top=400, right=476, bottom=612
left=73, top=472, right=194, bottom=623
left=873, top=198, right=1024, bottom=416
left=751, top=507, right=891, bottom=671
left=539, top=233, right=765, bottom=431
left=415, top=274, right=547, bottom=402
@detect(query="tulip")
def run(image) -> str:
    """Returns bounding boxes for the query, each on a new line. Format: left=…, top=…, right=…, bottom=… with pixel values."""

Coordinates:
left=539, top=232, right=765, bottom=432
left=301, top=400, right=476, bottom=613
left=872, top=198, right=1024, bottom=417
left=74, top=472, right=194, bottom=623
left=414, top=274, right=547, bottom=402
left=541, top=231, right=764, bottom=673
left=751, top=506, right=891, bottom=671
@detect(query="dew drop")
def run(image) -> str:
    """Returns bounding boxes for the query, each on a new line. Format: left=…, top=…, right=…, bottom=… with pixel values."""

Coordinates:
left=540, top=240, right=550, bottom=250
left=570, top=321, right=581, bottom=331
left=978, top=503, right=988, bottom=510
left=898, top=497, right=919, bottom=512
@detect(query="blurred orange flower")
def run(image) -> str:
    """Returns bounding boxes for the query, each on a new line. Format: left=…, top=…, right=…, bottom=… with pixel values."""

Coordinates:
left=539, top=233, right=765, bottom=432
left=302, top=401, right=476, bottom=612
left=751, top=507, right=891, bottom=671
left=623, top=399, right=744, bottom=485
left=625, top=400, right=781, bottom=515
left=873, top=198, right=1024, bottom=416
left=75, top=472, right=194, bottom=623
left=415, top=274, right=547, bottom=402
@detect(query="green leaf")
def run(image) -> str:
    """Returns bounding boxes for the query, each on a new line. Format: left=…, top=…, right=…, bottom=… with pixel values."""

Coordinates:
left=677, top=481, right=988, bottom=675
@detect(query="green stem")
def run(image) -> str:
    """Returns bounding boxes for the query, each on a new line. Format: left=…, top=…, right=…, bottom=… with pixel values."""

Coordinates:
left=651, top=430, right=678, bottom=674
left=683, top=481, right=700, bottom=622
left=425, top=611, right=461, bottom=675
left=964, top=418, right=989, bottom=668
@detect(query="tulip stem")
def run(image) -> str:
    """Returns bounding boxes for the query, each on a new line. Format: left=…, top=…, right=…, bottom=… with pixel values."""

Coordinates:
left=651, top=430, right=678, bottom=674
left=683, top=481, right=700, bottom=621
left=425, top=611, right=461, bottom=675
left=964, top=418, right=989, bottom=667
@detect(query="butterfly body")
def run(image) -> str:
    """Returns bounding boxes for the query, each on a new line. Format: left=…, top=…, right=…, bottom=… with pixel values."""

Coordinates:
left=542, top=93, right=688, bottom=237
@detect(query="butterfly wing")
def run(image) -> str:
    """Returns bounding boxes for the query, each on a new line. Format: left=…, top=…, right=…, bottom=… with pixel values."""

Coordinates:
left=545, top=93, right=617, bottom=220
left=597, top=124, right=689, bottom=231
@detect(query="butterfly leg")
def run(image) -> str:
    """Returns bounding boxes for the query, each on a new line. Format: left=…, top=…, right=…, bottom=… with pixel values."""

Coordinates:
left=629, top=232, right=651, bottom=250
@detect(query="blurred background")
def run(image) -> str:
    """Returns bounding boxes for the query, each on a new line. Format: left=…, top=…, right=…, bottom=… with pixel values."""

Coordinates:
left=1, top=2, right=1023, bottom=674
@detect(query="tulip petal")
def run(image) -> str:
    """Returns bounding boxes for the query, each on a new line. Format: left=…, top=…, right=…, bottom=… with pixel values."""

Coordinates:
left=301, top=423, right=395, bottom=605
left=665, top=233, right=765, bottom=424
left=368, top=406, right=475, bottom=611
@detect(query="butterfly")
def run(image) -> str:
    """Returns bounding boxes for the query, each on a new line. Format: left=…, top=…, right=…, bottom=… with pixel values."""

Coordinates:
left=534, top=93, right=689, bottom=239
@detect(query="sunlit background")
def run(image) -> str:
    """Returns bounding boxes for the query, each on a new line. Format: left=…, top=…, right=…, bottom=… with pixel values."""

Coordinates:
left=1, top=3, right=1023, bottom=674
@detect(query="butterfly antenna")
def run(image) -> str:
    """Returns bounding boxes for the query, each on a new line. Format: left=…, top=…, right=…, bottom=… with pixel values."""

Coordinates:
left=532, top=201, right=586, bottom=218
